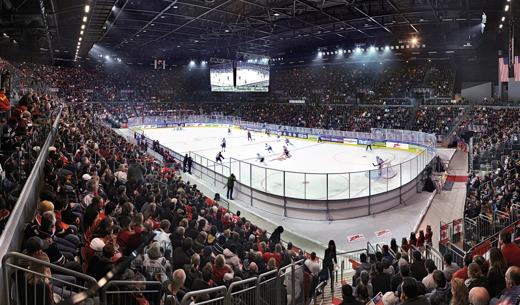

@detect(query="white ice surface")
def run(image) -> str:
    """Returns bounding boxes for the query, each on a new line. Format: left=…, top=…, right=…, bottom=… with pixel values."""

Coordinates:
left=139, top=127, right=422, bottom=200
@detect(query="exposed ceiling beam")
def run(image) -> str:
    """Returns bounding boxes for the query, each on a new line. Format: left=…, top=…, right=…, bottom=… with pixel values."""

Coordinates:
left=38, top=0, right=53, bottom=63
left=139, top=0, right=234, bottom=47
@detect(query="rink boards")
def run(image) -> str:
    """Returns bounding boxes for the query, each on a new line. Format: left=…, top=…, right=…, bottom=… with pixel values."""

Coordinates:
left=129, top=124, right=434, bottom=220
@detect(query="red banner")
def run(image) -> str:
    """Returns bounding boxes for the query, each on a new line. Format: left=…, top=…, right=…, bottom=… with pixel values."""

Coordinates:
left=440, top=223, right=449, bottom=244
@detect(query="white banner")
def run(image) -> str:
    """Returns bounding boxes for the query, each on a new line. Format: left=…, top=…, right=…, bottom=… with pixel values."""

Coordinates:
left=386, top=142, right=409, bottom=149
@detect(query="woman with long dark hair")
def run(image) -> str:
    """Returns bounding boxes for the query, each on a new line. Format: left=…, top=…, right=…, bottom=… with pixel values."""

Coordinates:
left=323, top=240, right=337, bottom=293
left=487, top=247, right=508, bottom=298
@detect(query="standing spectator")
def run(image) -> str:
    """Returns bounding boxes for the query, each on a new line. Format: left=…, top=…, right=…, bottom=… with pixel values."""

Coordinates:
left=410, top=251, right=428, bottom=281
left=226, top=173, right=236, bottom=200
left=422, top=259, right=438, bottom=292
left=183, top=154, right=188, bottom=172
left=451, top=278, right=470, bottom=305
left=269, top=226, right=284, bottom=247
left=487, top=247, right=508, bottom=298
left=87, top=244, right=115, bottom=280
left=304, top=252, right=321, bottom=276
left=443, top=253, right=459, bottom=282
left=499, top=231, right=520, bottom=267
left=323, top=240, right=337, bottom=291
left=187, top=156, right=193, bottom=174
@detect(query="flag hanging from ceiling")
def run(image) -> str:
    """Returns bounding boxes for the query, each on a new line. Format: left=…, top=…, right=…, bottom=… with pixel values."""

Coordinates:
left=515, top=56, right=520, bottom=81
left=499, top=57, right=509, bottom=83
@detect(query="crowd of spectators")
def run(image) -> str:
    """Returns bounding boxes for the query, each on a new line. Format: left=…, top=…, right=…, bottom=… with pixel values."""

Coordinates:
left=465, top=108, right=520, bottom=160
left=8, top=59, right=455, bottom=105
left=342, top=229, right=520, bottom=305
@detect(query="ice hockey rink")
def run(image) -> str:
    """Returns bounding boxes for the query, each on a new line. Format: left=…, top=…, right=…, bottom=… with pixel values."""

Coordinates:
left=134, top=126, right=424, bottom=200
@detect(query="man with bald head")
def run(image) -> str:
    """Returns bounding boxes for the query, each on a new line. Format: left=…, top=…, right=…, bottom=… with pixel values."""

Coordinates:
left=469, top=287, right=490, bottom=305
left=490, top=266, right=520, bottom=305
left=162, top=269, right=186, bottom=305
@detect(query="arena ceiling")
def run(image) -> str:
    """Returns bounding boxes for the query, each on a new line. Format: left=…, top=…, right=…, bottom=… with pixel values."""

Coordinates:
left=0, top=0, right=514, bottom=63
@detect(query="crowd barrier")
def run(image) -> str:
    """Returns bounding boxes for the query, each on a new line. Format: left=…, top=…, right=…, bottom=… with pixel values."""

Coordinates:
left=127, top=115, right=436, bottom=220
left=0, top=107, right=63, bottom=293
left=2, top=255, right=313, bottom=305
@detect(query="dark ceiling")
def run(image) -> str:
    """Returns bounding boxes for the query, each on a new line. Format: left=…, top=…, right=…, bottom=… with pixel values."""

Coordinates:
left=0, top=0, right=515, bottom=64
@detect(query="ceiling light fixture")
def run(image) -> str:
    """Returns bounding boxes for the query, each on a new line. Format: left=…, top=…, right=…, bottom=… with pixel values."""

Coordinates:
left=84, top=5, right=90, bottom=13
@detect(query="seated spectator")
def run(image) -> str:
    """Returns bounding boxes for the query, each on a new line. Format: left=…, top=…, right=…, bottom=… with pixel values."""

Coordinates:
left=465, top=263, right=489, bottom=292
left=451, top=278, right=469, bottom=305
left=87, top=243, right=115, bottom=280
left=142, top=241, right=171, bottom=282
left=161, top=269, right=186, bottom=305
left=371, top=261, right=392, bottom=295
left=428, top=270, right=451, bottom=305
left=339, top=283, right=363, bottom=305
left=353, top=253, right=371, bottom=284
left=400, top=277, right=430, bottom=305
left=491, top=266, right=520, bottom=305
left=453, top=255, right=473, bottom=281
left=354, top=270, right=373, bottom=298
left=469, top=287, right=490, bottom=305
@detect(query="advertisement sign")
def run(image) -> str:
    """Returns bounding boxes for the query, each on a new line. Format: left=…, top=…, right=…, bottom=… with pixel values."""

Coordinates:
left=322, top=136, right=344, bottom=143
left=347, top=234, right=365, bottom=243
left=440, top=223, right=449, bottom=244
left=386, top=141, right=409, bottom=149
left=343, top=138, right=359, bottom=145
left=374, top=229, right=392, bottom=238
left=289, top=99, right=306, bottom=104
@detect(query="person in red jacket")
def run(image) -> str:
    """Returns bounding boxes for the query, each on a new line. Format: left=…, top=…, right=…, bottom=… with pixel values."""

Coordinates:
left=500, top=231, right=520, bottom=267
left=0, top=88, right=10, bottom=119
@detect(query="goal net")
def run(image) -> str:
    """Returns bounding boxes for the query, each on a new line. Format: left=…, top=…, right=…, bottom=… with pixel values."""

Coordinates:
left=379, top=161, right=398, bottom=179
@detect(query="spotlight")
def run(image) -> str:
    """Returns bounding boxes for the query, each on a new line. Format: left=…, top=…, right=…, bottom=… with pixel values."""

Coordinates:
left=338, top=49, right=344, bottom=54
left=80, top=30, right=84, bottom=35
left=505, top=5, right=509, bottom=12
left=499, top=24, right=503, bottom=29
left=384, top=46, right=390, bottom=51
left=369, top=46, right=376, bottom=52
left=502, top=16, right=506, bottom=22
left=355, top=47, right=362, bottom=53
left=105, top=55, right=110, bottom=60
left=318, top=51, right=323, bottom=57
left=411, top=37, right=418, bottom=45
left=84, top=5, right=90, bottom=13
left=189, top=60, right=195, bottom=66
left=81, top=25, right=85, bottom=29
left=274, top=12, right=280, bottom=16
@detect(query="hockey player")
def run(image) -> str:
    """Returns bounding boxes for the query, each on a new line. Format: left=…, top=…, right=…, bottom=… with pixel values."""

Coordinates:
left=283, top=146, right=291, bottom=158
left=216, top=151, right=225, bottom=164
left=265, top=143, right=273, bottom=153
left=221, top=138, right=226, bottom=152
left=256, top=153, right=266, bottom=164
left=247, top=131, right=252, bottom=141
